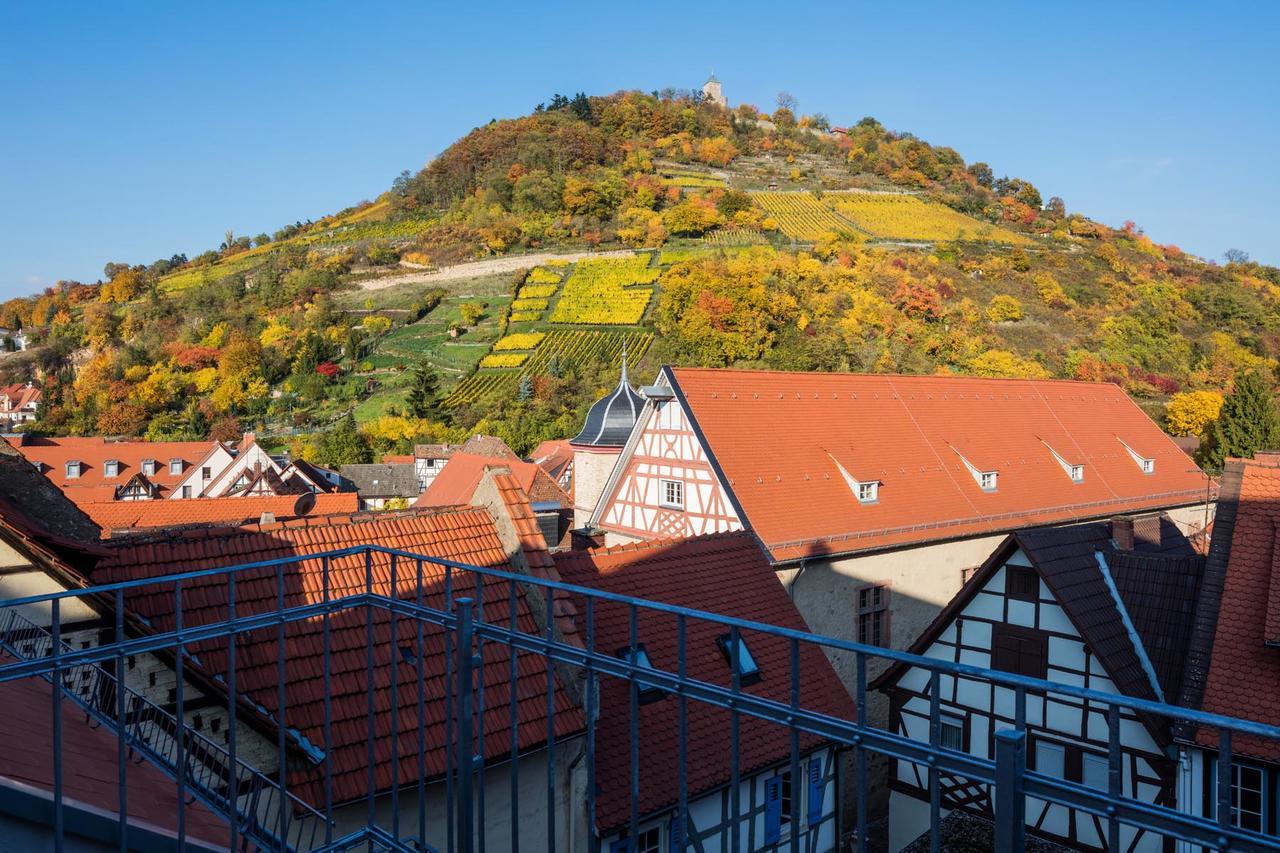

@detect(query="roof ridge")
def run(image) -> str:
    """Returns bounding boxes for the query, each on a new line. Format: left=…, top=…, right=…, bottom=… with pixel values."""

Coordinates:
left=670, top=366, right=1122, bottom=387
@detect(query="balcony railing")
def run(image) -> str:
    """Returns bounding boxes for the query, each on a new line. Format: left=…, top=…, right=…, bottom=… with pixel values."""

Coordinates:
left=0, top=544, right=1277, bottom=853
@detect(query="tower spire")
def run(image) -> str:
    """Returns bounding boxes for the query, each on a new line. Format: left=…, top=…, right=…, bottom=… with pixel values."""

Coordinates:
left=619, top=342, right=629, bottom=386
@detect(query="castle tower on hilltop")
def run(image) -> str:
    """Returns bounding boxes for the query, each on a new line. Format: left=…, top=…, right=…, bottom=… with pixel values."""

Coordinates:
left=702, top=74, right=727, bottom=108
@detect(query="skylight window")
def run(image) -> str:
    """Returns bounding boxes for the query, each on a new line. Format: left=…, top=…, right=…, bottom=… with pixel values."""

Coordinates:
left=616, top=644, right=665, bottom=702
left=716, top=633, right=761, bottom=685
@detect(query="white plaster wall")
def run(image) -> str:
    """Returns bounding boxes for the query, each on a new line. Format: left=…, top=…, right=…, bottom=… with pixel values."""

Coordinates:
left=573, top=449, right=620, bottom=528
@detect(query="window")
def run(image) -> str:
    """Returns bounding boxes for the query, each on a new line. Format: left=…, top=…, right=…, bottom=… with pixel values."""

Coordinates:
left=616, top=645, right=664, bottom=702
left=1070, top=465, right=1084, bottom=482
left=856, top=480, right=878, bottom=504
left=857, top=585, right=889, bottom=647
left=991, top=625, right=1048, bottom=679
left=169, top=458, right=183, bottom=475
left=634, top=825, right=661, bottom=853
left=980, top=471, right=998, bottom=491
left=104, top=459, right=119, bottom=478
left=940, top=713, right=965, bottom=751
left=1082, top=753, right=1109, bottom=792
left=65, top=460, right=81, bottom=479
left=765, top=770, right=799, bottom=844
left=181, top=485, right=193, bottom=498
left=960, top=566, right=980, bottom=586
left=716, top=633, right=761, bottom=684
left=1005, top=566, right=1039, bottom=602
left=201, top=466, right=212, bottom=479
left=659, top=479, right=684, bottom=510
left=1034, top=740, right=1066, bottom=778
left=1140, top=458, right=1154, bottom=474
left=142, top=459, right=157, bottom=476
left=1231, top=763, right=1266, bottom=833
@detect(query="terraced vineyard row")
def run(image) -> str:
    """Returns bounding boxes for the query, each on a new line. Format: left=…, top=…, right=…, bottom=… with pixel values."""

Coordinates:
left=826, top=192, right=1033, bottom=245
left=549, top=257, right=659, bottom=325
left=749, top=191, right=859, bottom=241
left=443, top=329, right=654, bottom=407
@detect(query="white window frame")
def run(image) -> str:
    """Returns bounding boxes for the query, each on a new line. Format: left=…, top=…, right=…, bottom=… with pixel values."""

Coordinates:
left=181, top=485, right=193, bottom=498
left=633, top=822, right=662, bottom=853
left=1069, top=464, right=1084, bottom=482
left=856, top=480, right=878, bottom=504
left=939, top=713, right=965, bottom=751
left=65, top=461, right=81, bottom=479
left=103, top=459, right=119, bottom=478
left=659, top=478, right=684, bottom=510
left=169, top=458, right=183, bottom=476
left=979, top=471, right=998, bottom=491
left=142, top=459, right=157, bottom=476
left=1225, top=762, right=1267, bottom=833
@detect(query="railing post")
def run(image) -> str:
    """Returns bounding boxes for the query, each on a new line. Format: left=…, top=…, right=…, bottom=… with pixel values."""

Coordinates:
left=993, top=729, right=1026, bottom=853
left=455, top=597, right=476, bottom=853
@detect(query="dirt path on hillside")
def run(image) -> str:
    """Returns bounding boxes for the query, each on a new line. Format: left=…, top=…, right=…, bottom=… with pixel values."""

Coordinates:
left=357, top=249, right=636, bottom=291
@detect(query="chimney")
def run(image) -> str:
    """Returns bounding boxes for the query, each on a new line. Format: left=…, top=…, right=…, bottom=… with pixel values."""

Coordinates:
left=1111, top=516, right=1135, bottom=551
left=1112, top=514, right=1163, bottom=551
left=259, top=511, right=276, bottom=526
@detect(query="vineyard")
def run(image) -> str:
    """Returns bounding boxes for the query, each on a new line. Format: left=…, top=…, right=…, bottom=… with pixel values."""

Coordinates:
left=443, top=329, right=653, bottom=406
left=479, top=352, right=528, bottom=368
left=702, top=228, right=769, bottom=247
left=749, top=191, right=859, bottom=241
left=493, top=332, right=545, bottom=351
left=548, top=257, right=659, bottom=325
left=826, top=192, right=1033, bottom=245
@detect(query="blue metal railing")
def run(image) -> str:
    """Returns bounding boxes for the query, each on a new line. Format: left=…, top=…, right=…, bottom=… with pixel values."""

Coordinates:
left=0, top=543, right=1278, bottom=852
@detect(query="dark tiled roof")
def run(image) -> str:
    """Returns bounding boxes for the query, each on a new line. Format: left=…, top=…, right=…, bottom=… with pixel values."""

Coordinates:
left=0, top=440, right=101, bottom=544
left=94, top=509, right=585, bottom=805
left=339, top=463, right=421, bottom=498
left=553, top=533, right=854, bottom=831
left=570, top=366, right=644, bottom=448
left=1109, top=548, right=1204, bottom=701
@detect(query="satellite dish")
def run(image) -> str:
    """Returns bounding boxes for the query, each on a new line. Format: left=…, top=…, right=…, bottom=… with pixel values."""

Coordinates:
left=293, top=492, right=316, bottom=516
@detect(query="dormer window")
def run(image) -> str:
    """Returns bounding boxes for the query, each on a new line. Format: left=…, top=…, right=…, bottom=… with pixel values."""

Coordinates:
left=141, top=458, right=157, bottom=476
left=103, top=459, right=119, bottom=478
left=65, top=460, right=81, bottom=479
left=1117, top=438, right=1155, bottom=475
left=980, top=471, right=998, bottom=491
left=169, top=458, right=183, bottom=475
left=857, top=481, right=878, bottom=504
left=1043, top=442, right=1084, bottom=484
left=616, top=644, right=665, bottom=702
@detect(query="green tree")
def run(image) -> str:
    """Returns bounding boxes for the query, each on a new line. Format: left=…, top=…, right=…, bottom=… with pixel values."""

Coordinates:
left=314, top=414, right=372, bottom=467
left=1199, top=370, right=1280, bottom=469
left=517, top=375, right=534, bottom=402
left=459, top=302, right=485, bottom=326
left=406, top=362, right=443, bottom=420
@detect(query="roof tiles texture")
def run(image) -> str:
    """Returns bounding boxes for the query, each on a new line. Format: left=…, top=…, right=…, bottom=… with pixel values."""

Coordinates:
left=81, top=491, right=360, bottom=535
left=1194, top=456, right=1280, bottom=760
left=668, top=369, right=1211, bottom=562
left=5, top=435, right=218, bottom=502
left=0, top=653, right=229, bottom=846
left=553, top=533, right=854, bottom=831
left=94, top=508, right=584, bottom=805
left=417, top=453, right=569, bottom=509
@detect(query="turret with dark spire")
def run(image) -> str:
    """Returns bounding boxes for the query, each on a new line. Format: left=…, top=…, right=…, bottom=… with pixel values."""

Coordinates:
left=570, top=348, right=644, bottom=448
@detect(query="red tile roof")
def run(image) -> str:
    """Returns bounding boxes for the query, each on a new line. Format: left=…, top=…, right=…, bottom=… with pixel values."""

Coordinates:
left=1191, top=455, right=1280, bottom=760
left=553, top=532, right=854, bottom=831
left=530, top=439, right=574, bottom=499
left=0, top=382, right=40, bottom=414
left=0, top=654, right=229, bottom=847
left=416, top=453, right=569, bottom=509
left=80, top=492, right=360, bottom=536
left=93, top=508, right=585, bottom=805
left=382, top=454, right=414, bottom=464
left=491, top=472, right=579, bottom=640
left=5, top=435, right=219, bottom=501
left=667, top=368, right=1211, bottom=562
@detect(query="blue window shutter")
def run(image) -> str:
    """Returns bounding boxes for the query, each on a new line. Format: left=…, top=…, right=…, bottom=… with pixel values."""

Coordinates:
left=669, top=813, right=684, bottom=852
left=807, top=757, right=824, bottom=826
left=764, top=775, right=782, bottom=845
left=610, top=840, right=629, bottom=853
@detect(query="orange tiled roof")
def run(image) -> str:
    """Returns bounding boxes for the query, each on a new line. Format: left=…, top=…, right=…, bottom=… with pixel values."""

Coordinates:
left=5, top=435, right=219, bottom=501
left=416, top=453, right=569, bottom=509
left=0, top=383, right=40, bottom=413
left=1191, top=455, right=1280, bottom=761
left=94, top=507, right=585, bottom=805
left=554, top=532, right=854, bottom=831
left=666, top=368, right=1212, bottom=562
left=0, top=653, right=229, bottom=847
left=81, top=491, right=359, bottom=536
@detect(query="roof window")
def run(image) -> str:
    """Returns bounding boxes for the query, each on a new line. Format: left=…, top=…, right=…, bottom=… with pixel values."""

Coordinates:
left=103, top=459, right=119, bottom=478
left=953, top=447, right=998, bottom=493
left=65, top=460, right=81, bottom=479
left=829, top=454, right=880, bottom=505
left=1117, top=438, right=1155, bottom=475
left=616, top=644, right=665, bottom=703
left=169, top=458, right=184, bottom=475
left=141, top=458, right=157, bottom=476
left=716, top=633, right=761, bottom=685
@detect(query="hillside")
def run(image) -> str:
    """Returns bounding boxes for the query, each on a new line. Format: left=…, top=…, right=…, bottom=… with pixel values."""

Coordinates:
left=1, top=88, right=1277, bottom=464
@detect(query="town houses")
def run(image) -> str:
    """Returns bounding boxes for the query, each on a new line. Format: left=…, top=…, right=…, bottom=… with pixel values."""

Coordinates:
left=10, top=361, right=1280, bottom=853
left=0, top=381, right=39, bottom=431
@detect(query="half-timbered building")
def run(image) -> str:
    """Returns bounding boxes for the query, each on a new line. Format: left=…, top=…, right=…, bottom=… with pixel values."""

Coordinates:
left=554, top=533, right=853, bottom=853
left=874, top=519, right=1206, bottom=851
left=569, top=357, right=646, bottom=528
left=586, top=368, right=1213, bottom=756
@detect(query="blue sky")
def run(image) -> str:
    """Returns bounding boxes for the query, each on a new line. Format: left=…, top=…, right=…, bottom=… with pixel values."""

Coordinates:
left=1, top=2, right=1277, bottom=300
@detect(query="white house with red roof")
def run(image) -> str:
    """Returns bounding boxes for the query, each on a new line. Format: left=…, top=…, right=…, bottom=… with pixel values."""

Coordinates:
left=0, top=382, right=40, bottom=430
left=585, top=367, right=1214, bottom=781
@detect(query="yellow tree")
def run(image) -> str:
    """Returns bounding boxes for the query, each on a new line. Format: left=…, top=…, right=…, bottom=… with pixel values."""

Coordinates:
left=1165, top=391, right=1225, bottom=437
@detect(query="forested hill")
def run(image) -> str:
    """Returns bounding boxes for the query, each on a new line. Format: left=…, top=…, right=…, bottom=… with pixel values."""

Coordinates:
left=1, top=88, right=1276, bottom=467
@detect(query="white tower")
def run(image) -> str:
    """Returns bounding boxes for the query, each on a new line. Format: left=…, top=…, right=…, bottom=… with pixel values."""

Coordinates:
left=702, top=74, right=727, bottom=108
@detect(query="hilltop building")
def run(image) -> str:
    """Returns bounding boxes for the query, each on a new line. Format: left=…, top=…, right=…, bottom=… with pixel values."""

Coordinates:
left=702, top=74, right=727, bottom=108
left=0, top=382, right=40, bottom=430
